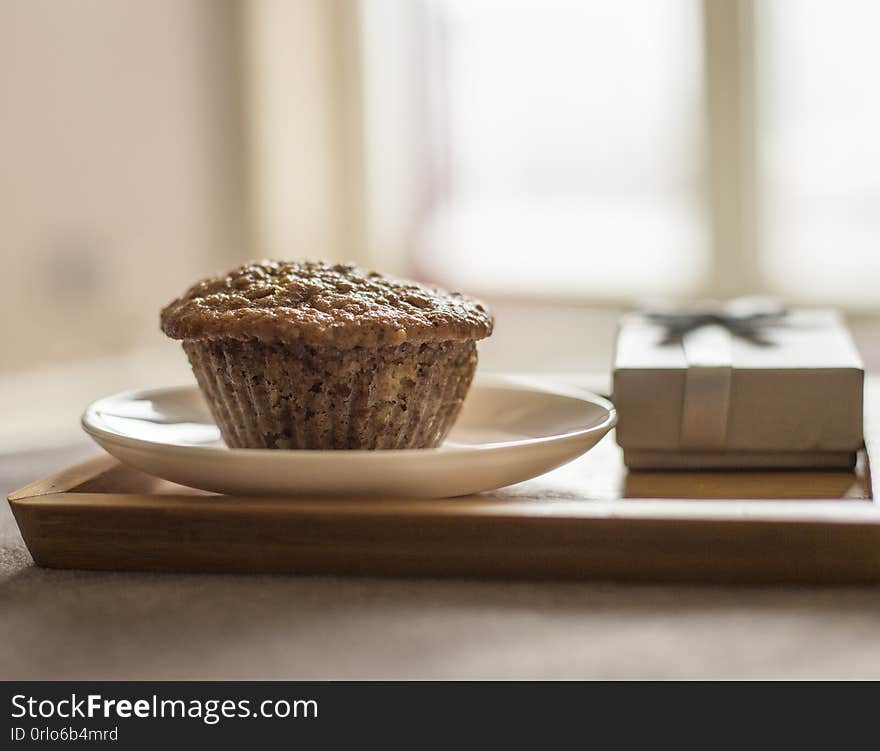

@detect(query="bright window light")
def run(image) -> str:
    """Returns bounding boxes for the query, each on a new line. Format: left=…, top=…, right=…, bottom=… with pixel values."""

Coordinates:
left=416, top=0, right=707, bottom=299
left=756, top=0, right=880, bottom=306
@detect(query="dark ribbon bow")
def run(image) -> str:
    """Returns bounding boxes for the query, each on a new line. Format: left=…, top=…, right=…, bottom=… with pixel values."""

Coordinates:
left=646, top=298, right=787, bottom=346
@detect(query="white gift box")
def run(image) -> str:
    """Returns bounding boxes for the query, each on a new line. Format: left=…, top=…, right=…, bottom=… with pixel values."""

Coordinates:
left=613, top=308, right=864, bottom=469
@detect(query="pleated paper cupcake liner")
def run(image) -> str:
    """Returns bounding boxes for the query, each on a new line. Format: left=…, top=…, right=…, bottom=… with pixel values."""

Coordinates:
left=182, top=338, right=477, bottom=450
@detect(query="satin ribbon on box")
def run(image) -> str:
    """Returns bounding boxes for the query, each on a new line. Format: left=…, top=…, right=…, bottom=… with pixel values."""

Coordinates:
left=646, top=298, right=787, bottom=451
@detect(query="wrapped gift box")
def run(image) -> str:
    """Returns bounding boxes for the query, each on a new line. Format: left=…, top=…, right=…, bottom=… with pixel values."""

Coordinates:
left=613, top=306, right=864, bottom=469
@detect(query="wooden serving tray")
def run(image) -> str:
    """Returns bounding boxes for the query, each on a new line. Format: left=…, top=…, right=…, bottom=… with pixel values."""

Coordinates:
left=9, top=427, right=880, bottom=583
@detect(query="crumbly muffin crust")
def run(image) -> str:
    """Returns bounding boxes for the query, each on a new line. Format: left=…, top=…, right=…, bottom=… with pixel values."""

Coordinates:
left=161, top=260, right=493, bottom=348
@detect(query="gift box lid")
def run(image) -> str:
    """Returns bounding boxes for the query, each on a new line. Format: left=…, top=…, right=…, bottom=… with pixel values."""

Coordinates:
left=613, top=309, right=864, bottom=454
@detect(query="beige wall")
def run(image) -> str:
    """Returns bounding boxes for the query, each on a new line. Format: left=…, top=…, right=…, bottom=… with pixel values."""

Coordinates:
left=242, top=0, right=366, bottom=267
left=0, top=0, right=246, bottom=372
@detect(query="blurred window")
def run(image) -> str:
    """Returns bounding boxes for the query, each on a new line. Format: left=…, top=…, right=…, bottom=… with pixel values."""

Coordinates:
left=417, top=0, right=706, bottom=299
left=379, top=0, right=880, bottom=306
left=756, top=0, right=880, bottom=307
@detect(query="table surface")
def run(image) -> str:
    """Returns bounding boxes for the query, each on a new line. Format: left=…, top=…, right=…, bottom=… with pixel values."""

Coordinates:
left=5, top=397, right=880, bottom=680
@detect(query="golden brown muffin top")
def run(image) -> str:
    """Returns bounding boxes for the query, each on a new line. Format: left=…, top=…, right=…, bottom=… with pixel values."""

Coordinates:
left=160, top=260, right=493, bottom=348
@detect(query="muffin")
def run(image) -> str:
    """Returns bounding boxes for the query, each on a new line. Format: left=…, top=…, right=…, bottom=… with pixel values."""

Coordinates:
left=160, top=260, right=493, bottom=450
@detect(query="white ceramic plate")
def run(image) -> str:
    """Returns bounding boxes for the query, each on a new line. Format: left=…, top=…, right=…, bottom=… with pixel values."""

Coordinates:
left=81, top=376, right=616, bottom=497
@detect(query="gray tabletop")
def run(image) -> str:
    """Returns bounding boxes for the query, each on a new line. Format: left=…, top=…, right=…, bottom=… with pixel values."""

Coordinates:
left=4, top=443, right=880, bottom=680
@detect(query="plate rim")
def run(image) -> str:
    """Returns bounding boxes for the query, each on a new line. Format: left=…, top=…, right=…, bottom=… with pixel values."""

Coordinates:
left=81, top=374, right=617, bottom=460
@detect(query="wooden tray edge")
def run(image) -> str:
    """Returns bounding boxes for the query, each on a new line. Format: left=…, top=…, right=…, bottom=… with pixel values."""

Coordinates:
left=12, top=491, right=880, bottom=583
left=9, top=442, right=880, bottom=584
left=7, top=453, right=116, bottom=500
